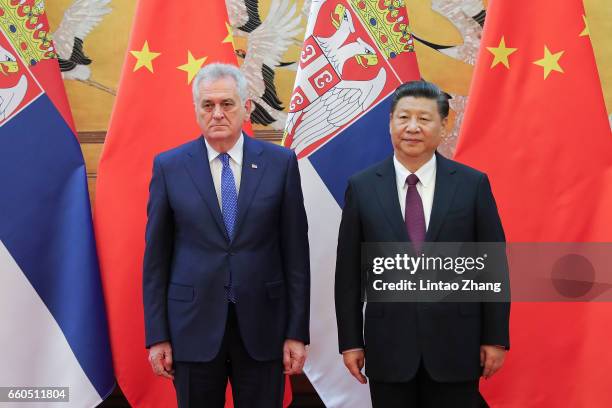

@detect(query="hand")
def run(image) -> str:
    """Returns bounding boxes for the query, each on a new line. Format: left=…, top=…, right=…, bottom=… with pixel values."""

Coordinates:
left=480, top=345, right=506, bottom=379
left=148, top=341, right=175, bottom=380
left=283, top=339, right=307, bottom=375
left=342, top=349, right=367, bottom=384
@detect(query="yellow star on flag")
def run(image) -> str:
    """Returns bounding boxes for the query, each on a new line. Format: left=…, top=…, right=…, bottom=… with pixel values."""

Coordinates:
left=177, top=51, right=207, bottom=84
left=223, top=22, right=235, bottom=48
left=580, top=15, right=589, bottom=37
left=130, top=41, right=161, bottom=73
left=486, top=36, right=518, bottom=69
left=533, top=45, right=565, bottom=79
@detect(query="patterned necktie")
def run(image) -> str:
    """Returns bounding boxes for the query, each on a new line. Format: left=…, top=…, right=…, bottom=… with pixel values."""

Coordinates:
left=219, top=153, right=238, bottom=303
left=219, top=153, right=238, bottom=239
left=405, top=174, right=426, bottom=253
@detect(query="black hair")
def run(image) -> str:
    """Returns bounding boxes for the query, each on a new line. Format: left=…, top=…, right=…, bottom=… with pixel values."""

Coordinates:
left=390, top=80, right=450, bottom=119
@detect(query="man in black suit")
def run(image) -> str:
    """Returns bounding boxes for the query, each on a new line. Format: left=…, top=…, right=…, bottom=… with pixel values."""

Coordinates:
left=143, top=63, right=310, bottom=407
left=335, top=80, right=509, bottom=407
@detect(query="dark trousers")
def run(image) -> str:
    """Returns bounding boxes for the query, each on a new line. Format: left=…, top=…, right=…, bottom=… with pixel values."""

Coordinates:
left=369, top=362, right=480, bottom=408
left=173, top=304, right=284, bottom=408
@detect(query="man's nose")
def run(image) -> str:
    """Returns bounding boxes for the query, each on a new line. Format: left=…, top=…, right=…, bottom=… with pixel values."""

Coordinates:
left=212, top=105, right=224, bottom=119
left=406, top=118, right=420, bottom=132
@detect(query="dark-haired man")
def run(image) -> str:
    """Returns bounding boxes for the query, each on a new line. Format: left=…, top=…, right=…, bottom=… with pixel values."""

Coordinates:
left=335, top=80, right=510, bottom=407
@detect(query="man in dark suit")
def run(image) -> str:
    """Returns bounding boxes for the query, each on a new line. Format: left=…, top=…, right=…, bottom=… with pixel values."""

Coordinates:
left=335, top=80, right=510, bottom=407
left=143, top=63, right=310, bottom=407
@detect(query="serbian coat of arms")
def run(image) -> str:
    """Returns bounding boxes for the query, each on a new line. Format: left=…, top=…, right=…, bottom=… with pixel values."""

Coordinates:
left=284, top=0, right=416, bottom=157
left=0, top=1, right=51, bottom=125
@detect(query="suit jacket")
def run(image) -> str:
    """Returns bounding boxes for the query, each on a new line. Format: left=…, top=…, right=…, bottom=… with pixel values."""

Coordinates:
left=143, top=135, right=310, bottom=362
left=335, top=152, right=510, bottom=382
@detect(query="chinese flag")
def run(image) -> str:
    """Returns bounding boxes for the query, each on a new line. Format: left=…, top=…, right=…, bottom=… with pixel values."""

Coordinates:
left=455, top=0, right=612, bottom=407
left=94, top=1, right=288, bottom=406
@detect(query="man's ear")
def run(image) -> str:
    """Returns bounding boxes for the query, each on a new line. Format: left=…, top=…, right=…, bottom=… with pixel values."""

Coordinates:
left=441, top=116, right=449, bottom=134
left=244, top=99, right=253, bottom=119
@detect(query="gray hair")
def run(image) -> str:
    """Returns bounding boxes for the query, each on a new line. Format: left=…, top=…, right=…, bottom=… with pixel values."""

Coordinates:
left=191, top=63, right=249, bottom=104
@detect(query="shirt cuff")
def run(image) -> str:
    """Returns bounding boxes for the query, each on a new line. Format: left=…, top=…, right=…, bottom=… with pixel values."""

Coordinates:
left=342, top=348, right=364, bottom=354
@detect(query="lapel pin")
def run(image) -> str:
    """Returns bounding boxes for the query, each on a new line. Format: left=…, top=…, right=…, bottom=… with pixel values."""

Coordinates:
left=251, top=163, right=258, bottom=169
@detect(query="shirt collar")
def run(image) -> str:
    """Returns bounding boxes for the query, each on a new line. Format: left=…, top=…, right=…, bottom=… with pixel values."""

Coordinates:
left=204, top=133, right=244, bottom=166
left=393, top=153, right=437, bottom=188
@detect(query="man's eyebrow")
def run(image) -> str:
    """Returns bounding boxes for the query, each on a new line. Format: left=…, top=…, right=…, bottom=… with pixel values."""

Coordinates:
left=396, top=109, right=433, bottom=115
left=201, top=98, right=235, bottom=103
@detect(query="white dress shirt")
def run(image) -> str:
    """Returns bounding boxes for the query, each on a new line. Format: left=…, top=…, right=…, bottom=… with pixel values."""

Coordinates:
left=204, top=134, right=243, bottom=208
left=393, top=153, right=437, bottom=230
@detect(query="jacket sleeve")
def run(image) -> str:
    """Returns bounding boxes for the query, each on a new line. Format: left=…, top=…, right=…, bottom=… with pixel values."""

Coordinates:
left=335, top=180, right=366, bottom=352
left=280, top=152, right=311, bottom=344
left=476, top=173, right=510, bottom=349
left=142, top=156, right=174, bottom=348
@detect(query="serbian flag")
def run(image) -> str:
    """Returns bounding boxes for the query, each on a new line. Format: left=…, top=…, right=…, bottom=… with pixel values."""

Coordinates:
left=455, top=0, right=612, bottom=406
left=0, top=2, right=114, bottom=406
left=94, top=1, right=290, bottom=406
left=283, top=1, right=419, bottom=405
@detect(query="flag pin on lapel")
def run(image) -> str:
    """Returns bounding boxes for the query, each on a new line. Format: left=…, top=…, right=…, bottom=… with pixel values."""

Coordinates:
left=251, top=163, right=258, bottom=169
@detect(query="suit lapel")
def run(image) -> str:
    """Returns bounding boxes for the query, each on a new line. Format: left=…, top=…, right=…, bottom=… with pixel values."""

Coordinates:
left=426, top=152, right=458, bottom=242
left=375, top=157, right=409, bottom=241
left=233, top=136, right=265, bottom=238
left=183, top=136, right=228, bottom=241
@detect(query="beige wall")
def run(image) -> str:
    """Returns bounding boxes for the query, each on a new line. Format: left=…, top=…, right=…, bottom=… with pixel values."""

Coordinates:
left=47, top=0, right=137, bottom=131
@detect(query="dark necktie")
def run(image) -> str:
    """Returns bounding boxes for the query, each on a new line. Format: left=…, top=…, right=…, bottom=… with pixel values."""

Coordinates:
left=405, top=173, right=426, bottom=253
left=219, top=153, right=238, bottom=303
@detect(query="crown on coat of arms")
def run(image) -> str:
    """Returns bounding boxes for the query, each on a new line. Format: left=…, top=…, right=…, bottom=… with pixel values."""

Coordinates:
left=0, top=0, right=56, bottom=66
left=350, top=0, right=414, bottom=58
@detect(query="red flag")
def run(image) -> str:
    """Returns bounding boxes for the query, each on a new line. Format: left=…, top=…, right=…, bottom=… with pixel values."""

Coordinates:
left=455, top=0, right=612, bottom=406
left=94, top=1, right=287, bottom=406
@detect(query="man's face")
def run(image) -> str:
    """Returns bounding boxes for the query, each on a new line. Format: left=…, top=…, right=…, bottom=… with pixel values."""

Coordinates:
left=195, top=76, right=251, bottom=147
left=389, top=96, right=446, bottom=163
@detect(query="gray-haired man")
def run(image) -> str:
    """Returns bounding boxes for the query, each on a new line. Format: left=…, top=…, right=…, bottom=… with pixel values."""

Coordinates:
left=143, top=63, right=310, bottom=407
